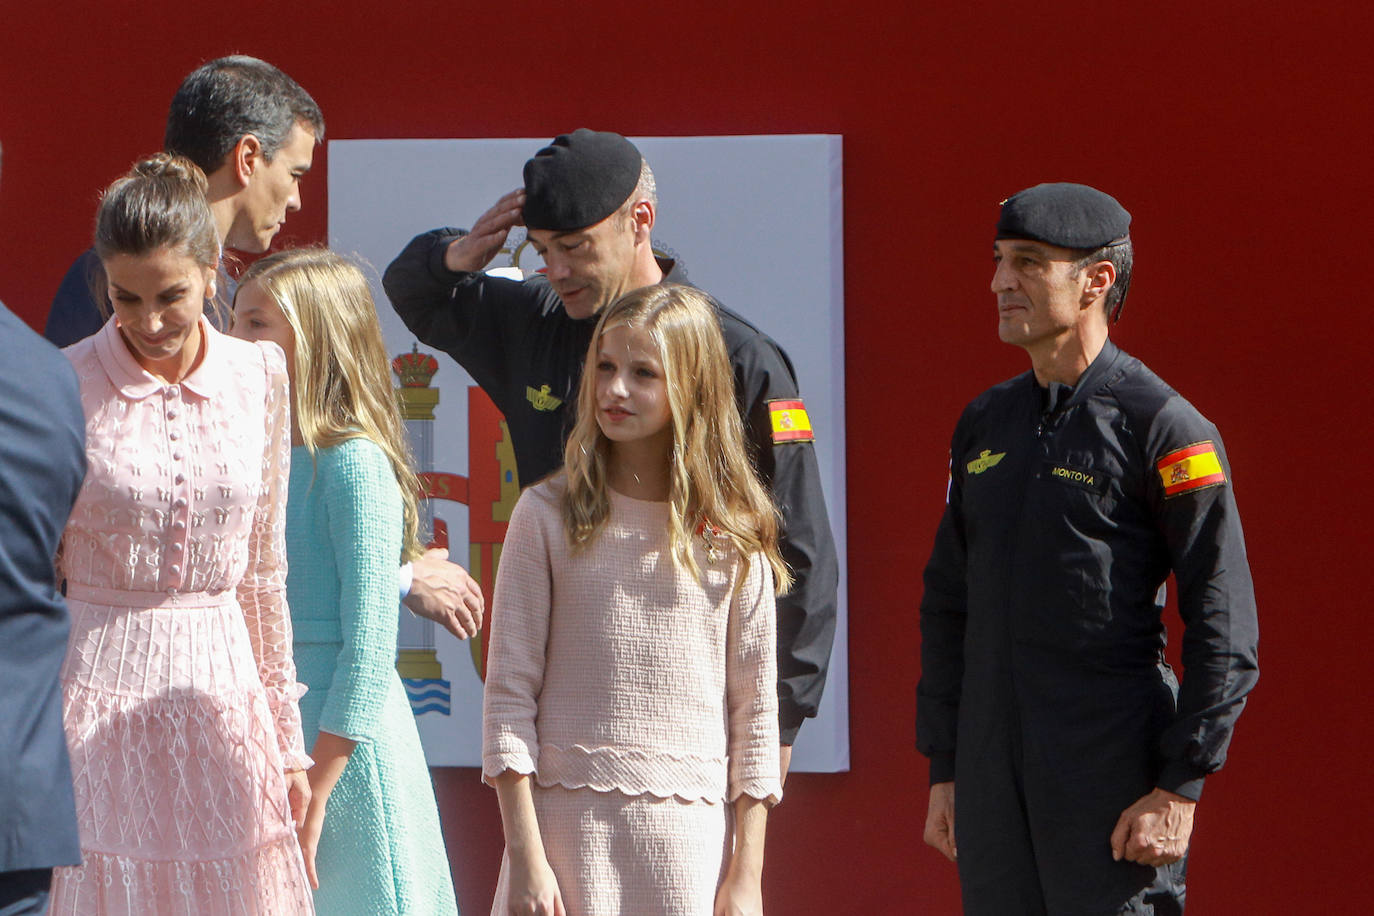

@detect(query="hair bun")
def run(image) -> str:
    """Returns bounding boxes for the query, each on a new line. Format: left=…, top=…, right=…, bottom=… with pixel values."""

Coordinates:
left=129, top=152, right=209, bottom=194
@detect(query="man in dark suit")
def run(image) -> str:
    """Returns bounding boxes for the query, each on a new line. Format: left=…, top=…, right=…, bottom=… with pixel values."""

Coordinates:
left=0, top=139, right=88, bottom=916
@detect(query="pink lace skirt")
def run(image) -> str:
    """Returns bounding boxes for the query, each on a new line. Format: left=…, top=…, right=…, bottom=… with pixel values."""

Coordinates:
left=49, top=587, right=314, bottom=915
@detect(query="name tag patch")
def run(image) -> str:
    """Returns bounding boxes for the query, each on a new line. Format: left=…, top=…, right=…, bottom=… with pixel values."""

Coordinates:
left=1042, top=462, right=1110, bottom=495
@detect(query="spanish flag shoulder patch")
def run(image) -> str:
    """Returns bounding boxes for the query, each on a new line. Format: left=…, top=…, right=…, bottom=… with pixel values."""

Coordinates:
left=767, top=398, right=815, bottom=444
left=1156, top=441, right=1226, bottom=497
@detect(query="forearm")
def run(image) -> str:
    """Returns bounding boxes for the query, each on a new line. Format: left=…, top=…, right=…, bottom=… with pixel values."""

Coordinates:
left=382, top=228, right=468, bottom=346
left=307, top=730, right=357, bottom=804
left=493, top=771, right=546, bottom=860
left=728, top=795, right=768, bottom=881
left=915, top=504, right=968, bottom=780
left=1160, top=497, right=1259, bottom=796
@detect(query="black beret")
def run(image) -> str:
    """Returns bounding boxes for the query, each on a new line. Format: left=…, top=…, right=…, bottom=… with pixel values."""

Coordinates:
left=995, top=182, right=1131, bottom=250
left=522, top=129, right=642, bottom=231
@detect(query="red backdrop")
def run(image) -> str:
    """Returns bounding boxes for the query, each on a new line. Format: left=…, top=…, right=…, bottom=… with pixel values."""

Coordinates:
left=3, top=2, right=1368, bottom=911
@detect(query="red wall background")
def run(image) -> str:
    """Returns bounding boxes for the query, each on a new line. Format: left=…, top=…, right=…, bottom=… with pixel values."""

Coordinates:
left=3, top=2, right=1369, bottom=911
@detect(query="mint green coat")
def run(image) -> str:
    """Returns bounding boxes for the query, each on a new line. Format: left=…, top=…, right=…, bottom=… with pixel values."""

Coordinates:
left=287, top=439, right=458, bottom=915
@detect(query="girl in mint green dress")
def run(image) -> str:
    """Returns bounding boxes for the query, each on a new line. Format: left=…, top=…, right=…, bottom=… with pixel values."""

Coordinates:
left=232, top=248, right=459, bottom=915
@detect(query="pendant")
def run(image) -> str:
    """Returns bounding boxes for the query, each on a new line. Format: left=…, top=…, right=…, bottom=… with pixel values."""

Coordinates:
left=698, top=520, right=724, bottom=564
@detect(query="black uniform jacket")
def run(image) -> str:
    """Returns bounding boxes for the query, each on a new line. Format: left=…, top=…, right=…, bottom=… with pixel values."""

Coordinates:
left=0, top=301, right=86, bottom=871
left=384, top=228, right=840, bottom=743
left=916, top=340, right=1258, bottom=801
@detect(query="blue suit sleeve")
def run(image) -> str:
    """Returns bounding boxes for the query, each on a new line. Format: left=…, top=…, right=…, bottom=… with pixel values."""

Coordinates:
left=44, top=249, right=107, bottom=348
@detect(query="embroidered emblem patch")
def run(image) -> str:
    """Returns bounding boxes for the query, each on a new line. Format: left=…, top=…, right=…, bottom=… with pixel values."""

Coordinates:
left=1156, top=441, right=1226, bottom=497
left=526, top=384, right=563, bottom=412
left=966, top=450, right=1006, bottom=475
left=768, top=399, right=814, bottom=443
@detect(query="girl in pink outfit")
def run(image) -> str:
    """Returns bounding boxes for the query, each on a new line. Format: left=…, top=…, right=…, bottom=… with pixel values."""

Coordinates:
left=49, top=155, right=314, bottom=915
left=483, top=284, right=789, bottom=916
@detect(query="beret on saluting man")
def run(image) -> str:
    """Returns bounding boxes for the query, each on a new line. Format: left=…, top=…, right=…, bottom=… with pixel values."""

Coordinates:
left=523, top=128, right=643, bottom=232
left=996, top=182, right=1131, bottom=250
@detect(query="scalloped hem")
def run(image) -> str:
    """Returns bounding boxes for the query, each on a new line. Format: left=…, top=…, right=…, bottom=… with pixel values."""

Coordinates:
left=485, top=742, right=737, bottom=803
left=728, top=781, right=783, bottom=808
left=50, top=832, right=314, bottom=915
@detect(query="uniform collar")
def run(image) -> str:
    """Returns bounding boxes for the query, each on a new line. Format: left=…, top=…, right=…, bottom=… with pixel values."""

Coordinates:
left=94, top=315, right=229, bottom=400
left=1033, top=338, right=1124, bottom=414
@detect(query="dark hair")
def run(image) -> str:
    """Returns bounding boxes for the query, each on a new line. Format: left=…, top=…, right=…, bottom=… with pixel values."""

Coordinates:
left=163, top=55, right=324, bottom=174
left=94, top=153, right=219, bottom=268
left=1072, top=239, right=1134, bottom=321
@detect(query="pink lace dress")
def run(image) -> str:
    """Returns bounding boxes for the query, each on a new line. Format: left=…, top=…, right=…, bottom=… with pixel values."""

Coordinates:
left=49, top=318, right=314, bottom=915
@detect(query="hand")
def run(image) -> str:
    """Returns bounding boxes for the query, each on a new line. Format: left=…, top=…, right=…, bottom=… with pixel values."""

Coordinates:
left=713, top=866, right=764, bottom=916
left=507, top=849, right=565, bottom=916
left=297, top=796, right=326, bottom=890
left=444, top=188, right=526, bottom=273
left=923, top=781, right=957, bottom=863
left=403, top=548, right=485, bottom=639
left=284, top=768, right=311, bottom=828
left=1110, top=787, right=1196, bottom=866
left=778, top=744, right=793, bottom=786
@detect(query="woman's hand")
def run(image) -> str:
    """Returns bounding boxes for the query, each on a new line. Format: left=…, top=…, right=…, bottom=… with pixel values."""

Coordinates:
left=507, top=849, right=565, bottom=916
left=297, top=794, right=327, bottom=890
left=284, top=768, right=311, bottom=828
left=713, top=867, right=763, bottom=916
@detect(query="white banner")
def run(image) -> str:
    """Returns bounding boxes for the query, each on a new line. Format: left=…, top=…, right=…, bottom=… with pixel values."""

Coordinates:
left=328, top=135, right=848, bottom=771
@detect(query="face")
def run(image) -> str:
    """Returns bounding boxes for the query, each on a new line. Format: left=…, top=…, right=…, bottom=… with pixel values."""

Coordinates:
left=594, top=322, right=672, bottom=447
left=227, top=122, right=316, bottom=253
left=991, top=239, right=1093, bottom=349
left=229, top=278, right=297, bottom=381
left=527, top=211, right=638, bottom=320
left=104, top=246, right=214, bottom=374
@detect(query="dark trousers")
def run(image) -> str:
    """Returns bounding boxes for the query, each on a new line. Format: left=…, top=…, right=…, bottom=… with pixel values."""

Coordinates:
left=0, top=869, right=52, bottom=916
left=955, top=670, right=1188, bottom=914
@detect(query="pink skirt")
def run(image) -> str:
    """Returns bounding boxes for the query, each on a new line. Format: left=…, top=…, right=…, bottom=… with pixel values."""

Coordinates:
left=49, top=588, right=313, bottom=916
left=492, top=783, right=730, bottom=916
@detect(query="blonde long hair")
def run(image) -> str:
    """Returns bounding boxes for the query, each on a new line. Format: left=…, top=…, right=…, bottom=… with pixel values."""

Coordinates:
left=239, top=248, right=423, bottom=562
left=562, top=284, right=791, bottom=593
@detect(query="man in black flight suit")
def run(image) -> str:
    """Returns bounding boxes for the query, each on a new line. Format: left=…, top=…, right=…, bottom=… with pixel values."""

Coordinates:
left=916, top=183, right=1259, bottom=914
left=384, top=129, right=839, bottom=777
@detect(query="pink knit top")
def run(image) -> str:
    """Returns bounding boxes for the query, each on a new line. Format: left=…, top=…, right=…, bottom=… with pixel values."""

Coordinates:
left=482, top=481, right=782, bottom=806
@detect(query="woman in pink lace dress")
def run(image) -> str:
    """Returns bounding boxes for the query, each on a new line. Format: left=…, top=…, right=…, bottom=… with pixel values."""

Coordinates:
left=48, top=154, right=314, bottom=915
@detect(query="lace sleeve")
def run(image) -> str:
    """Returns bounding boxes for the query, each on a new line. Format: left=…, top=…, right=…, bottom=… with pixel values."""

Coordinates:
left=236, top=340, right=310, bottom=771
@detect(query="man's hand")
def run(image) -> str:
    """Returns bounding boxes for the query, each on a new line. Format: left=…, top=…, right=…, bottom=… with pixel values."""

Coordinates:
left=444, top=188, right=526, bottom=274
left=403, top=547, right=484, bottom=639
left=923, top=781, right=957, bottom=863
left=1110, top=787, right=1196, bottom=866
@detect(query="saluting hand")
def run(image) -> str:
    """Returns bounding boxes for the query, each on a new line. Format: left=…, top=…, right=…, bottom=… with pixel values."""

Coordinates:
left=1110, top=787, right=1195, bottom=867
left=444, top=188, right=526, bottom=274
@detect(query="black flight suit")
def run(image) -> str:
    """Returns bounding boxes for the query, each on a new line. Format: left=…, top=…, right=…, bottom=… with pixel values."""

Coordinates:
left=384, top=229, right=840, bottom=743
left=916, top=340, right=1259, bottom=915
